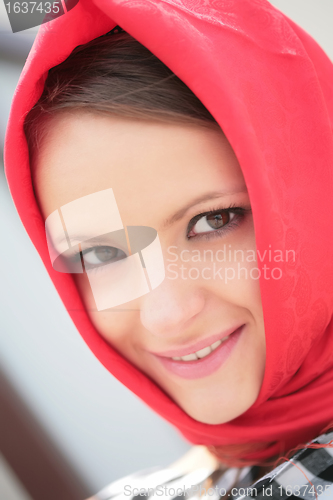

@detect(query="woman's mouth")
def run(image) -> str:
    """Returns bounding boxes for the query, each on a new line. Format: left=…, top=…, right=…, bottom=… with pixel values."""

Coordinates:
left=150, top=324, right=245, bottom=379
left=170, top=337, right=226, bottom=361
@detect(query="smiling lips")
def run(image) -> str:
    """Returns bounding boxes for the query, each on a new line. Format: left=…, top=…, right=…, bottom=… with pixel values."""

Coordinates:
left=151, top=324, right=246, bottom=379
left=171, top=338, right=226, bottom=361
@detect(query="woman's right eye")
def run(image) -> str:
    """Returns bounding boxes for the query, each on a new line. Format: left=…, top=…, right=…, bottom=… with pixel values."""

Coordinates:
left=82, top=246, right=127, bottom=266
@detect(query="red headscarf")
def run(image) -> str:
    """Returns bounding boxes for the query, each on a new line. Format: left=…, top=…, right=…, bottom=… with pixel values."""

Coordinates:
left=4, top=0, right=333, bottom=464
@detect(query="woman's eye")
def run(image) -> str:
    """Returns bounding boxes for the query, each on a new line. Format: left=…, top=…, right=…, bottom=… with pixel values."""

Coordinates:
left=83, top=246, right=126, bottom=266
left=189, top=210, right=236, bottom=236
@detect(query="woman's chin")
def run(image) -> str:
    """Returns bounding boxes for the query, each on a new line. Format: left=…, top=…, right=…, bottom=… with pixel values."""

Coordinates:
left=177, top=389, right=258, bottom=425
left=178, top=403, right=244, bottom=425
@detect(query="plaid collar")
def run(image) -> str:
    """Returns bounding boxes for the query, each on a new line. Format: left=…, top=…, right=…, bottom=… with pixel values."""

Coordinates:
left=90, top=431, right=333, bottom=500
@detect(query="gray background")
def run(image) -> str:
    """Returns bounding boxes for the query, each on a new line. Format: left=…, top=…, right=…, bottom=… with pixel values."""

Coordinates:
left=0, top=1, right=333, bottom=499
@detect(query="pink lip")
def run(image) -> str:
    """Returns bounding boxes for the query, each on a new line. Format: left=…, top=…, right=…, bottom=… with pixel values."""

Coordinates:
left=151, top=324, right=245, bottom=380
left=149, top=324, right=244, bottom=358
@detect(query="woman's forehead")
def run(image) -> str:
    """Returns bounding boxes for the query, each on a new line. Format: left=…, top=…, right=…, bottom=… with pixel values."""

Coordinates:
left=33, top=111, right=248, bottom=220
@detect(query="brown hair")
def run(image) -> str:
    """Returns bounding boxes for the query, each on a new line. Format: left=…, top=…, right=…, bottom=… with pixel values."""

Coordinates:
left=24, top=28, right=220, bottom=164
left=23, top=28, right=333, bottom=474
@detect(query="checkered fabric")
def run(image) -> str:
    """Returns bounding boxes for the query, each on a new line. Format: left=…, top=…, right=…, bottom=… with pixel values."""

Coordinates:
left=235, top=431, right=333, bottom=500
left=89, top=431, right=333, bottom=500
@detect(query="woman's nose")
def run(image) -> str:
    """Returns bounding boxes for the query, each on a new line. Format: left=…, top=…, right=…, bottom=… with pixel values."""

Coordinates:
left=139, top=278, right=205, bottom=337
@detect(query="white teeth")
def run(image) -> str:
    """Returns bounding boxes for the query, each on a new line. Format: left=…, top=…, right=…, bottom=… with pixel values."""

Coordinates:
left=181, top=353, right=198, bottom=361
left=211, top=340, right=222, bottom=350
left=196, top=346, right=212, bottom=359
left=171, top=337, right=228, bottom=362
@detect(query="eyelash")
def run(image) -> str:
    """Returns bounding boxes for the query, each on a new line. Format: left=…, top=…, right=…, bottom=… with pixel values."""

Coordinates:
left=186, top=203, right=252, bottom=241
left=71, top=243, right=107, bottom=262
left=68, top=203, right=251, bottom=274
left=71, top=243, right=126, bottom=275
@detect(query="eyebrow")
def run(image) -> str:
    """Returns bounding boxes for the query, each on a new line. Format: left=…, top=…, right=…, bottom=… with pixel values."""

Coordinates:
left=53, top=233, right=121, bottom=249
left=161, top=188, right=248, bottom=229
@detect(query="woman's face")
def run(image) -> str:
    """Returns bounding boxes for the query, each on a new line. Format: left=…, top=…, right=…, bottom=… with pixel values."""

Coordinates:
left=33, top=112, right=266, bottom=425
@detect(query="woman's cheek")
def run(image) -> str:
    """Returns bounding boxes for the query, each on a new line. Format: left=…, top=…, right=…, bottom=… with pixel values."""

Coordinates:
left=73, top=273, right=138, bottom=340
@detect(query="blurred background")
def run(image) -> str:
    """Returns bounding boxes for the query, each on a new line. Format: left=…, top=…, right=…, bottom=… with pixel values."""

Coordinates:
left=1, top=1, right=333, bottom=499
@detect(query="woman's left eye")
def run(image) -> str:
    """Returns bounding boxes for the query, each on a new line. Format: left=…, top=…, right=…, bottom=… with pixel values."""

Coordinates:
left=187, top=206, right=250, bottom=239
left=192, top=211, right=234, bottom=234
left=83, top=246, right=126, bottom=266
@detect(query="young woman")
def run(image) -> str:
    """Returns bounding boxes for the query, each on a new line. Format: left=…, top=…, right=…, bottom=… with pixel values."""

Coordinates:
left=4, top=0, right=333, bottom=498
